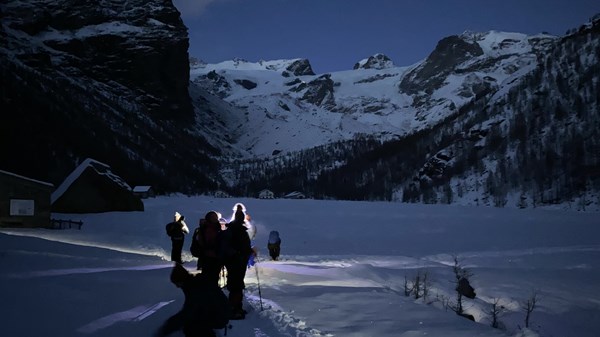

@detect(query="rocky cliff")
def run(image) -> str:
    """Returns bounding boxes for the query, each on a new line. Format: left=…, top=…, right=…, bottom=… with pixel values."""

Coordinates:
left=0, top=0, right=220, bottom=193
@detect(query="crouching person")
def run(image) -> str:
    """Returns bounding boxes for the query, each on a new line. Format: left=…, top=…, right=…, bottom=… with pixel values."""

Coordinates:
left=155, top=264, right=231, bottom=337
left=267, top=230, right=281, bottom=261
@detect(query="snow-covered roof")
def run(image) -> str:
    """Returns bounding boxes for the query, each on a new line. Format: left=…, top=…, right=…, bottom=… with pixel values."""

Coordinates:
left=0, top=169, right=54, bottom=187
left=132, top=186, right=152, bottom=193
left=51, top=158, right=132, bottom=203
left=284, top=191, right=305, bottom=198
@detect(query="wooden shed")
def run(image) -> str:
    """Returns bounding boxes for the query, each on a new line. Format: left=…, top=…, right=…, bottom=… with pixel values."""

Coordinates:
left=132, top=186, right=155, bottom=199
left=51, top=158, right=143, bottom=213
left=283, top=191, right=306, bottom=199
left=214, top=190, right=230, bottom=198
left=0, top=170, right=54, bottom=228
left=258, top=189, right=275, bottom=199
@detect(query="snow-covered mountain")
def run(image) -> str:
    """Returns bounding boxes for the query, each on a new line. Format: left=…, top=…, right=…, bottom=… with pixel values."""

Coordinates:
left=189, top=31, right=555, bottom=158
left=1, top=0, right=598, bottom=208
left=191, top=19, right=599, bottom=209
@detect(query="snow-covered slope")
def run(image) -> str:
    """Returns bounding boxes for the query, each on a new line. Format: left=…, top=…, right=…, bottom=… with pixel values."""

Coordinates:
left=190, top=31, right=556, bottom=158
left=191, top=22, right=599, bottom=209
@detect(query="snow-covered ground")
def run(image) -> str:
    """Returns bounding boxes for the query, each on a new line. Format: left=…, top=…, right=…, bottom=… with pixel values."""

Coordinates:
left=1, top=196, right=599, bottom=337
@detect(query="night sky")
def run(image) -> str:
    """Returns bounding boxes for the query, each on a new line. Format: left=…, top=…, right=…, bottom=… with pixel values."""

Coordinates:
left=173, top=0, right=600, bottom=73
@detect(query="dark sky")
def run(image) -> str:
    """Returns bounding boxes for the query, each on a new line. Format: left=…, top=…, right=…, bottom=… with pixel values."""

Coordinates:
left=173, top=0, right=600, bottom=74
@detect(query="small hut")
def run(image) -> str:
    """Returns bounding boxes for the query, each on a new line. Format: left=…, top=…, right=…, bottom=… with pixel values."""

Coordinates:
left=283, top=191, right=306, bottom=199
left=258, top=189, right=274, bottom=199
left=0, top=170, right=54, bottom=228
left=133, top=186, right=155, bottom=199
left=214, top=190, right=230, bottom=198
left=51, top=158, right=143, bottom=213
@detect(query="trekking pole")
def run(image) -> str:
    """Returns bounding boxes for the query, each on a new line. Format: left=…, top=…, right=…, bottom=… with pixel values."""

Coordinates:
left=254, top=254, right=264, bottom=311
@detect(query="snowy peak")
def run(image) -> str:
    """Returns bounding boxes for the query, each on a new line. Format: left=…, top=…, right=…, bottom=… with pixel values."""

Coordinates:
left=353, top=53, right=395, bottom=70
left=460, top=30, right=557, bottom=57
left=189, top=58, right=318, bottom=97
left=283, top=58, right=316, bottom=76
left=190, top=57, right=315, bottom=76
left=399, top=35, right=484, bottom=96
left=190, top=29, right=562, bottom=158
left=398, top=30, right=557, bottom=109
left=219, top=19, right=600, bottom=207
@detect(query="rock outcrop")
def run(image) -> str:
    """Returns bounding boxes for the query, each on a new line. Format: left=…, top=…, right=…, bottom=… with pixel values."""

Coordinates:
left=300, top=74, right=335, bottom=108
left=3, top=0, right=193, bottom=120
left=284, top=59, right=316, bottom=76
left=353, top=53, right=394, bottom=70
left=0, top=0, right=221, bottom=193
left=399, top=35, right=484, bottom=96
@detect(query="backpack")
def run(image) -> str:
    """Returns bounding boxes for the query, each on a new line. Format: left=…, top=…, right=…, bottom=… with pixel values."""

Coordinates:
left=165, top=221, right=178, bottom=237
left=228, top=222, right=252, bottom=258
left=268, top=230, right=281, bottom=244
left=217, top=227, right=236, bottom=259
left=190, top=220, right=221, bottom=258
left=190, top=227, right=202, bottom=257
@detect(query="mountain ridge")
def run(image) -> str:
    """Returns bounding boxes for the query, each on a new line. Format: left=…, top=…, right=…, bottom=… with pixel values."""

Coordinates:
left=196, top=21, right=599, bottom=209
left=1, top=0, right=598, bottom=209
left=0, top=0, right=223, bottom=193
left=190, top=30, right=557, bottom=159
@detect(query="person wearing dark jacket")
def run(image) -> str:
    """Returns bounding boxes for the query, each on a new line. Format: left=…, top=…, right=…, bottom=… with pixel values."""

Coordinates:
left=223, top=204, right=253, bottom=319
left=154, top=264, right=230, bottom=337
left=167, top=212, right=189, bottom=264
left=192, top=211, right=224, bottom=285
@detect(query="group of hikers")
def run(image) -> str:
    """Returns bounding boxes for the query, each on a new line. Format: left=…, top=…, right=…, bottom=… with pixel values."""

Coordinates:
left=158, top=202, right=282, bottom=337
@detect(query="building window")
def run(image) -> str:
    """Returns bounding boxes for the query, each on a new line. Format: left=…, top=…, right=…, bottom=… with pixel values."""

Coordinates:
left=10, top=199, right=35, bottom=216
